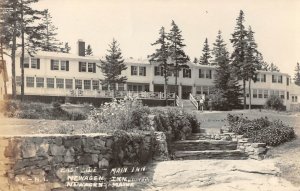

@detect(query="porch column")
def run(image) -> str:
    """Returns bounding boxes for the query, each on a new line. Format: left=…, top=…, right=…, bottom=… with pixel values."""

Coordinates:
left=178, top=84, right=182, bottom=99
left=150, top=82, right=154, bottom=92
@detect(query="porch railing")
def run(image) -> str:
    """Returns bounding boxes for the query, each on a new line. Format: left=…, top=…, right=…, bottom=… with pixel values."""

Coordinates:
left=189, top=93, right=199, bottom=110
left=176, top=95, right=183, bottom=108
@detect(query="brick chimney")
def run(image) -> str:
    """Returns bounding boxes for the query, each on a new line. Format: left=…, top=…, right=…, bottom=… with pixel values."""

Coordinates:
left=77, top=39, right=85, bottom=56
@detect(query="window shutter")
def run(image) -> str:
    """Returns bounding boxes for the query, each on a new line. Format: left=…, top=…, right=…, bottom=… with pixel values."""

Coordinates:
left=154, top=67, right=158, bottom=76
left=144, top=67, right=146, bottom=76
left=131, top=66, right=133, bottom=75
left=199, top=69, right=201, bottom=78
left=93, top=63, right=96, bottom=73
left=209, top=70, right=212, bottom=79
left=20, top=57, right=22, bottom=68
left=66, top=61, right=69, bottom=71
left=263, top=74, right=266, bottom=82
left=79, top=62, right=82, bottom=72
left=50, top=60, right=54, bottom=70
left=161, top=67, right=164, bottom=76
left=37, top=59, right=40, bottom=69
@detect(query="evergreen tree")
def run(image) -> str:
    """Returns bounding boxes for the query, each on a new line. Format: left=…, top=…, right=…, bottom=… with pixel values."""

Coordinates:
left=294, top=62, right=300, bottom=86
left=199, top=38, right=212, bottom=65
left=230, top=10, right=249, bottom=109
left=62, top=42, right=71, bottom=53
left=149, top=26, right=170, bottom=103
left=245, top=26, right=261, bottom=109
left=212, top=30, right=241, bottom=110
left=99, top=39, right=127, bottom=98
left=167, top=20, right=189, bottom=96
left=40, top=9, right=61, bottom=52
left=193, top=57, right=198, bottom=64
left=269, top=62, right=280, bottom=72
left=85, top=44, right=93, bottom=56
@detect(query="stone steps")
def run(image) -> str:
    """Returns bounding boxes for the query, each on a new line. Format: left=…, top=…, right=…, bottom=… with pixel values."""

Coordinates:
left=187, top=133, right=208, bottom=140
left=171, top=140, right=238, bottom=152
left=173, top=150, right=248, bottom=160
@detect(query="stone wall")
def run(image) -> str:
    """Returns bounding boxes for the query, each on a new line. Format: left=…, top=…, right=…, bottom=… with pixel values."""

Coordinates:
left=0, top=132, right=169, bottom=191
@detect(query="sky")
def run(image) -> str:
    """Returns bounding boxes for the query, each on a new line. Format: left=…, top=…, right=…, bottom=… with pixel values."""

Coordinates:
left=31, top=0, right=300, bottom=76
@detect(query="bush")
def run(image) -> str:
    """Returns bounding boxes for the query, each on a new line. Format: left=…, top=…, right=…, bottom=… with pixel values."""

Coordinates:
left=264, top=95, right=285, bottom=111
left=227, top=114, right=295, bottom=146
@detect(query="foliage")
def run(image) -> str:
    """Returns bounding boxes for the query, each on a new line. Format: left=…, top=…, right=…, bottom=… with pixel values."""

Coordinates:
left=98, top=39, right=127, bottom=97
left=149, top=26, right=171, bottom=99
left=212, top=30, right=241, bottom=110
left=2, top=100, right=87, bottom=120
left=294, top=62, right=300, bottom=86
left=61, top=42, right=71, bottom=53
left=86, top=97, right=151, bottom=132
left=199, top=38, right=212, bottom=65
left=227, top=114, right=295, bottom=146
left=264, top=95, right=285, bottom=111
left=85, top=44, right=93, bottom=56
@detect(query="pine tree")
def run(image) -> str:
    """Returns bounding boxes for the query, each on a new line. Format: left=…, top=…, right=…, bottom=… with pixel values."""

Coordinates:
left=149, top=26, right=170, bottom=103
left=269, top=62, right=280, bottom=72
left=193, top=57, right=198, bottom=64
left=40, top=9, right=61, bottom=52
left=245, top=26, right=261, bottom=109
left=85, top=44, right=93, bottom=56
left=212, top=30, right=241, bottom=110
left=294, top=62, right=300, bottom=86
left=99, top=39, right=127, bottom=98
left=62, top=42, right=71, bottom=53
left=199, top=38, right=212, bottom=65
left=230, top=10, right=249, bottom=109
left=168, top=20, right=189, bottom=96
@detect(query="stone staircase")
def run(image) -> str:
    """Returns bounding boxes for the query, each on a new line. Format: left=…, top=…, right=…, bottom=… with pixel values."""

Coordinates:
left=182, top=99, right=198, bottom=111
left=171, top=130, right=248, bottom=160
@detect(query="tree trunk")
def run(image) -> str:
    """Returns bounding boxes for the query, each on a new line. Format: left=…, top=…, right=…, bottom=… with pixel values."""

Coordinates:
left=249, top=80, right=251, bottom=110
left=11, top=6, right=17, bottom=99
left=20, top=0, right=24, bottom=102
left=243, top=79, right=246, bottom=109
left=164, top=71, right=168, bottom=106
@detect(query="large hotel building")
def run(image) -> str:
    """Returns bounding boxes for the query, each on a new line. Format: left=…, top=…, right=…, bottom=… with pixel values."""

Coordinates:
left=3, top=40, right=300, bottom=110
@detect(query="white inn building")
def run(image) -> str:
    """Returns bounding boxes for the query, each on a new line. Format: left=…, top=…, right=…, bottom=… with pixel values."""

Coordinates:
left=6, top=41, right=300, bottom=110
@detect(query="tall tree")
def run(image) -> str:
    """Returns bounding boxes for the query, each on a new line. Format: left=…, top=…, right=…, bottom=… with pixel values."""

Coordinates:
left=99, top=39, right=127, bottom=98
left=230, top=10, right=248, bottom=109
left=61, top=42, right=71, bottom=53
left=199, top=38, right=212, bottom=65
left=245, top=26, right=260, bottom=110
left=167, top=20, right=189, bottom=96
left=149, top=26, right=170, bottom=103
left=193, top=57, right=198, bottom=64
left=212, top=30, right=241, bottom=110
left=269, top=62, right=280, bottom=72
left=294, top=62, right=300, bottom=86
left=40, top=9, right=61, bottom=52
left=85, top=44, right=93, bottom=56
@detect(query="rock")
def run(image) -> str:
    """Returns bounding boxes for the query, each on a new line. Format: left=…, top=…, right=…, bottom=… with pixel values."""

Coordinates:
left=50, top=145, right=66, bottom=156
left=36, top=143, right=49, bottom=157
left=21, top=142, right=37, bottom=158
left=78, top=154, right=98, bottom=165
left=106, top=139, right=113, bottom=148
left=252, top=143, right=266, bottom=148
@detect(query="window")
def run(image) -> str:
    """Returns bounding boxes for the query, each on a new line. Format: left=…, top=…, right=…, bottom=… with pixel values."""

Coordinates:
left=75, top=79, right=82, bottom=89
left=246, top=89, right=249, bottom=98
left=139, top=67, right=146, bottom=76
left=202, top=86, right=209, bottom=95
left=199, top=69, right=205, bottom=78
left=131, top=66, right=138, bottom=75
left=272, top=75, right=277, bottom=83
left=16, top=76, right=21, bottom=86
left=287, top=77, right=290, bottom=86
left=56, top=78, right=64, bottom=89
left=264, top=90, right=268, bottom=99
left=31, top=58, right=39, bottom=69
left=51, top=60, right=59, bottom=70
left=275, top=90, right=279, bottom=96
left=84, top=80, right=91, bottom=90
left=102, top=84, right=108, bottom=90
left=183, top=68, right=191, bottom=78
left=23, top=57, right=30, bottom=68
left=92, top=80, right=99, bottom=90
left=196, top=86, right=201, bottom=95
left=61, top=61, right=67, bottom=70
left=292, top=96, right=295, bottom=102
left=258, top=89, right=263, bottom=98
left=256, top=74, right=266, bottom=83
left=253, top=89, right=257, bottom=98
left=79, top=62, right=86, bottom=72
left=287, top=91, right=289, bottom=100
left=154, top=66, right=163, bottom=76
left=206, top=70, right=212, bottom=79
left=26, top=77, right=34, bottom=87
left=270, top=90, right=274, bottom=95
left=65, top=79, right=73, bottom=89
left=280, top=91, right=285, bottom=99
left=278, top=75, right=282, bottom=83
left=88, top=63, right=95, bottom=73
left=118, top=83, right=124, bottom=91
left=47, top=78, right=54, bottom=88
left=36, top=77, right=44, bottom=88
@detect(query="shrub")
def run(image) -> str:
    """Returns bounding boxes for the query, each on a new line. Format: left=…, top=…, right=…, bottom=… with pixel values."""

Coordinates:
left=227, top=114, right=295, bottom=146
left=264, top=95, right=285, bottom=111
